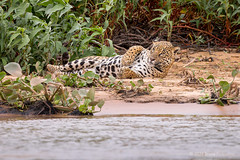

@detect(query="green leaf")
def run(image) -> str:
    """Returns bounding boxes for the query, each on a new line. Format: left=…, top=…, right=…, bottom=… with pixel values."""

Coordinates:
left=4, top=62, right=22, bottom=77
left=216, top=99, right=224, bottom=106
left=33, top=84, right=44, bottom=93
left=18, top=34, right=30, bottom=50
left=68, top=22, right=80, bottom=34
left=89, top=101, right=98, bottom=106
left=137, top=79, right=144, bottom=86
left=108, top=75, right=116, bottom=83
left=200, top=98, right=210, bottom=104
left=148, top=84, right=154, bottom=89
left=13, top=2, right=30, bottom=19
left=78, top=89, right=87, bottom=98
left=97, top=100, right=104, bottom=108
left=30, top=27, right=44, bottom=39
left=8, top=33, right=20, bottom=46
left=84, top=71, right=95, bottom=78
left=3, top=89, right=13, bottom=97
left=2, top=79, right=11, bottom=85
left=232, top=69, right=239, bottom=78
left=45, top=4, right=64, bottom=18
left=72, top=89, right=79, bottom=98
left=55, top=0, right=66, bottom=5
left=219, top=81, right=230, bottom=96
left=207, top=75, right=215, bottom=82
left=101, top=45, right=109, bottom=56
left=7, top=94, right=18, bottom=103
left=86, top=87, right=95, bottom=101
left=0, top=71, right=6, bottom=81
left=60, top=3, right=72, bottom=17
left=130, top=81, right=136, bottom=87
left=38, top=33, right=49, bottom=46
left=30, top=77, right=47, bottom=86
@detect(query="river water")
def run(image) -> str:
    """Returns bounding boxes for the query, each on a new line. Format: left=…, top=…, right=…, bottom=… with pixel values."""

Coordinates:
left=0, top=116, right=240, bottom=160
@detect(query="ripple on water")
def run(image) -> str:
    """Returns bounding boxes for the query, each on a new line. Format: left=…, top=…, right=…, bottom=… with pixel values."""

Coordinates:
left=0, top=116, right=240, bottom=160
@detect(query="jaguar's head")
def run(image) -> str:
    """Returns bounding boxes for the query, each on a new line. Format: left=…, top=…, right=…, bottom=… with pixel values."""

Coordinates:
left=148, top=41, right=180, bottom=72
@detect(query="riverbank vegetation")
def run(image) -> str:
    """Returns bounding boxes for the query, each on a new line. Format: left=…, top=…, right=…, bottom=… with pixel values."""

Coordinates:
left=1, top=0, right=240, bottom=73
left=0, top=0, right=239, bottom=112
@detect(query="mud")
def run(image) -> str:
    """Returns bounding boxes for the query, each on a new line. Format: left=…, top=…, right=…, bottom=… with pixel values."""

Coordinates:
left=94, top=50, right=240, bottom=103
left=0, top=101, right=57, bottom=115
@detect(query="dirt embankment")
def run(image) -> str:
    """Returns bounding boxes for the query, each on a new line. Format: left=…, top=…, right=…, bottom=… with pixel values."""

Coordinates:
left=95, top=49, right=240, bottom=103
left=0, top=49, right=239, bottom=116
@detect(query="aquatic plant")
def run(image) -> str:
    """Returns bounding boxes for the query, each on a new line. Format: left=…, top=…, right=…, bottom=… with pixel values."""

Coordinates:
left=0, top=62, right=104, bottom=114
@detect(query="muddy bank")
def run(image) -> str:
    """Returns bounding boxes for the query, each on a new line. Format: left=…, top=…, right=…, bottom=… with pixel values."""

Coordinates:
left=94, top=50, right=240, bottom=103
left=0, top=50, right=239, bottom=116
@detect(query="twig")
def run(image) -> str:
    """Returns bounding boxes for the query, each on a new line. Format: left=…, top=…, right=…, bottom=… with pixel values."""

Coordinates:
left=183, top=58, right=196, bottom=68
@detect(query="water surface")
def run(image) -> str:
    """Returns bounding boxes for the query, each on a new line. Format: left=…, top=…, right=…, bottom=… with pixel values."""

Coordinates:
left=1, top=116, right=240, bottom=160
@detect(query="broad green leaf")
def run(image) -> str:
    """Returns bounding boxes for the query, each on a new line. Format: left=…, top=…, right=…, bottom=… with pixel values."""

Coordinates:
left=97, top=100, right=104, bottom=108
left=89, top=101, right=98, bottom=106
left=86, top=87, right=95, bottom=101
left=8, top=33, right=20, bottom=46
left=13, top=2, right=30, bottom=19
left=72, top=89, right=79, bottom=97
left=101, top=45, right=109, bottom=56
left=60, top=3, right=72, bottom=17
left=30, top=27, right=44, bottom=39
left=38, top=0, right=53, bottom=6
left=2, top=79, right=11, bottom=85
left=130, top=81, right=136, bottom=87
left=148, top=84, right=154, bottom=89
left=3, top=89, right=13, bottom=97
left=7, top=94, right=18, bottom=103
left=0, top=71, right=6, bottom=81
left=35, top=61, right=42, bottom=73
left=33, top=84, right=44, bottom=93
left=4, top=62, right=22, bottom=77
left=200, top=98, right=210, bottom=104
left=68, top=22, right=81, bottom=34
left=109, top=75, right=116, bottom=83
left=137, top=79, right=144, bottom=86
left=84, top=71, right=95, bottom=78
left=55, top=0, right=66, bottom=5
left=219, top=81, right=230, bottom=94
left=216, top=99, right=224, bottom=106
left=38, top=33, right=49, bottom=46
left=46, top=4, right=64, bottom=18
left=207, top=75, right=215, bottom=81
left=232, top=69, right=239, bottom=78
left=18, top=34, right=30, bottom=50
left=219, top=81, right=230, bottom=91
left=30, top=77, right=47, bottom=86
left=78, top=89, right=87, bottom=98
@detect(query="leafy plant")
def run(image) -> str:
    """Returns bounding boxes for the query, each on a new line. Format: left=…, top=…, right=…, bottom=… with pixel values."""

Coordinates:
left=199, top=69, right=239, bottom=106
left=0, top=62, right=104, bottom=115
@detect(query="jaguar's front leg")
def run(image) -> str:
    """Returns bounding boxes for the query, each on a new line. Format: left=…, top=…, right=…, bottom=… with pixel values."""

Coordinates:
left=121, top=46, right=144, bottom=66
left=119, top=67, right=142, bottom=79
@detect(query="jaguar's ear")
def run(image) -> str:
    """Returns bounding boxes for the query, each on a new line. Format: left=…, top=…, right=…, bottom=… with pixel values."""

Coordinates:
left=173, top=47, right=180, bottom=54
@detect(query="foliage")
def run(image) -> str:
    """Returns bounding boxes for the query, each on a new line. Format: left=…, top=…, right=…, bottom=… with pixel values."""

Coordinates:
left=126, top=0, right=240, bottom=44
left=199, top=69, right=239, bottom=106
left=1, top=0, right=240, bottom=74
left=0, top=62, right=104, bottom=114
left=0, top=0, right=123, bottom=73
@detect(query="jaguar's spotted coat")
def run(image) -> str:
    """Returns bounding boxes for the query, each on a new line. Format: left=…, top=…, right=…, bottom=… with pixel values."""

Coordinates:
left=47, top=41, right=180, bottom=79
